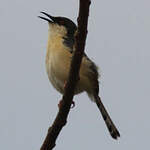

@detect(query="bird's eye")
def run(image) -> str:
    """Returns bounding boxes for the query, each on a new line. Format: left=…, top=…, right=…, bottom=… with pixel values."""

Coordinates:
left=59, top=20, right=65, bottom=25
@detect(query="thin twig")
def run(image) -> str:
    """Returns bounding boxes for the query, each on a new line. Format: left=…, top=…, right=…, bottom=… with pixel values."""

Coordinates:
left=40, top=0, right=91, bottom=150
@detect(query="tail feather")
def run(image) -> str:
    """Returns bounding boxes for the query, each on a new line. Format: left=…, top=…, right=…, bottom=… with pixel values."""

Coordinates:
left=94, top=95, right=120, bottom=139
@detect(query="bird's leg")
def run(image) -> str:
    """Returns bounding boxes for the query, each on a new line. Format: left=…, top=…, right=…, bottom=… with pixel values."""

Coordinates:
left=63, top=81, right=67, bottom=89
left=58, top=100, right=63, bottom=108
left=71, top=101, right=75, bottom=108
left=58, top=100, right=75, bottom=109
left=58, top=81, right=75, bottom=109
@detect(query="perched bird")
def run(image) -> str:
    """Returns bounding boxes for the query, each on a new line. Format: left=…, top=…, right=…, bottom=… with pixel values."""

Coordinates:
left=39, top=12, right=120, bottom=139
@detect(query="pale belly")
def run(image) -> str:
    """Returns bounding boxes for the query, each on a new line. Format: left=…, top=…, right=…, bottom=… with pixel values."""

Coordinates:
left=46, top=47, right=86, bottom=95
left=45, top=31, right=97, bottom=97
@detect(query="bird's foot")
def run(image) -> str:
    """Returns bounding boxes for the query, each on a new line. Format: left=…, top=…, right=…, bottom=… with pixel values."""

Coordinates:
left=63, top=81, right=67, bottom=89
left=58, top=100, right=63, bottom=108
left=58, top=100, right=75, bottom=109
left=71, top=101, right=75, bottom=108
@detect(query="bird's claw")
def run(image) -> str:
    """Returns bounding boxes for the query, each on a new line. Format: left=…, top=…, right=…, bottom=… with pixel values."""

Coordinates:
left=58, top=100, right=75, bottom=109
left=70, top=101, right=75, bottom=108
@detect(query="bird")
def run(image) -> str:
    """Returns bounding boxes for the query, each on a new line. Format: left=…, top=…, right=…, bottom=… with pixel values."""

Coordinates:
left=39, top=12, right=120, bottom=140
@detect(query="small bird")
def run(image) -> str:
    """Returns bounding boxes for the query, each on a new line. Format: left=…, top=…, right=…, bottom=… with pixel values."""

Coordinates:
left=39, top=12, right=120, bottom=139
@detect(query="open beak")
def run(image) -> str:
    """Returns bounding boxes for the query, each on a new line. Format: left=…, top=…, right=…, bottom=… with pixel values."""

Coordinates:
left=38, top=12, right=56, bottom=23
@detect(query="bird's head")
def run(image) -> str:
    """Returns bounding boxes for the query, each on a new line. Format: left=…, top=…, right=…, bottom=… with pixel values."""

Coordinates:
left=39, top=12, right=77, bottom=39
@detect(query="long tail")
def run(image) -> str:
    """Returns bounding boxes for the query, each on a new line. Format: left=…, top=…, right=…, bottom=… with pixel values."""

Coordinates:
left=94, top=95, right=120, bottom=139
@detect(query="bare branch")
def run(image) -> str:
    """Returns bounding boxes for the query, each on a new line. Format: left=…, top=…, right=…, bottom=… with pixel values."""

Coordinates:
left=40, top=0, right=91, bottom=150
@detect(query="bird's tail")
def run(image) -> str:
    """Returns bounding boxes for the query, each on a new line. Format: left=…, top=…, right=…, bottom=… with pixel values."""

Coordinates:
left=94, top=94, right=120, bottom=139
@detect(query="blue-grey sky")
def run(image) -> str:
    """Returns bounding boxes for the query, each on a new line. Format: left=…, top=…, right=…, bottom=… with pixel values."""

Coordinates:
left=0, top=0, right=150, bottom=149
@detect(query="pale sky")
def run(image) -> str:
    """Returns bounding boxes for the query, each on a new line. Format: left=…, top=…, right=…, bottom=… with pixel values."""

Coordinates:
left=0, top=0, right=150, bottom=150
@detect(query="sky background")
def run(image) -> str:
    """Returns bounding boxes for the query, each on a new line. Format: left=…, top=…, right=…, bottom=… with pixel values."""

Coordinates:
left=0, top=0, right=150, bottom=149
